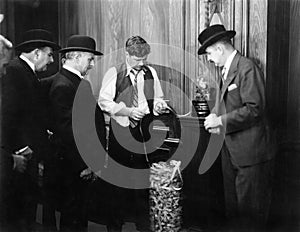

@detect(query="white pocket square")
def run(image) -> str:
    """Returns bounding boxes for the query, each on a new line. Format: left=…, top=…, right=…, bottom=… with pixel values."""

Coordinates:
left=228, top=84, right=238, bottom=91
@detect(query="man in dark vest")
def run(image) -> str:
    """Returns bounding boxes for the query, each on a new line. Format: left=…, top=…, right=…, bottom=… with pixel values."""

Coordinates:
left=98, top=35, right=169, bottom=232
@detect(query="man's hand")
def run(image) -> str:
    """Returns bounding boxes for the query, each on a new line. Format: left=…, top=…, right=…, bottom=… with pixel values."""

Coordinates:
left=204, top=113, right=222, bottom=130
left=208, top=127, right=221, bottom=135
left=129, top=108, right=146, bottom=121
left=154, top=101, right=170, bottom=114
left=15, top=146, right=33, bottom=160
left=80, top=168, right=97, bottom=181
left=12, top=155, right=27, bottom=173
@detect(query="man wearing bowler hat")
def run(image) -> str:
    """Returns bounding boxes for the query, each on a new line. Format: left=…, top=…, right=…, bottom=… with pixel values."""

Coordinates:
left=1, top=29, right=60, bottom=231
left=46, top=35, right=106, bottom=231
left=198, top=24, right=274, bottom=231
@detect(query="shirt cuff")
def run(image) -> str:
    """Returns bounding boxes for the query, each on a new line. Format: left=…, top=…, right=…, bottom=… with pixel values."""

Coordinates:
left=111, top=101, right=127, bottom=115
left=218, top=116, right=223, bottom=126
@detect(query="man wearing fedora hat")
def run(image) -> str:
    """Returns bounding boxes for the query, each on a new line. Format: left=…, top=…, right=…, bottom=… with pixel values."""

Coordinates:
left=198, top=24, right=274, bottom=231
left=1, top=28, right=60, bottom=231
left=45, top=35, right=106, bottom=231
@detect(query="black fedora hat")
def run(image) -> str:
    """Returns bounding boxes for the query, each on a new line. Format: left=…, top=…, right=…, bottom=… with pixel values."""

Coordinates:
left=59, top=35, right=103, bottom=55
left=198, top=24, right=236, bottom=55
left=15, top=29, right=61, bottom=51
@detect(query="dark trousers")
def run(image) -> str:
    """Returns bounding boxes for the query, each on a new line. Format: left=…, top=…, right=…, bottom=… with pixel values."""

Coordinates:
left=107, top=184, right=150, bottom=231
left=7, top=173, right=38, bottom=231
left=106, top=122, right=151, bottom=231
left=42, top=151, right=64, bottom=231
left=0, top=154, right=13, bottom=231
left=59, top=170, right=90, bottom=232
left=4, top=157, right=39, bottom=232
left=221, top=144, right=274, bottom=231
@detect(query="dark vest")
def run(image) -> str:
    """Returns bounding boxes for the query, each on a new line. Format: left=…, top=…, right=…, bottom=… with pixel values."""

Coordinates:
left=114, top=63, right=154, bottom=114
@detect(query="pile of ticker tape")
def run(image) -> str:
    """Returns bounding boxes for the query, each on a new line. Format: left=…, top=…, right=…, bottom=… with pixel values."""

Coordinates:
left=150, top=160, right=183, bottom=232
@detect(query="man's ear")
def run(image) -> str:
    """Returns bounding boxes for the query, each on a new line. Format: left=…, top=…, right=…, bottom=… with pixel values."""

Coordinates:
left=33, top=48, right=41, bottom=59
left=216, top=43, right=224, bottom=54
left=74, top=52, right=82, bottom=61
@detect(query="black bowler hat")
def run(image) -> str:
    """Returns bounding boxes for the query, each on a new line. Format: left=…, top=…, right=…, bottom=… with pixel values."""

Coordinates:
left=15, top=29, right=61, bottom=51
left=59, top=35, right=103, bottom=55
left=198, top=24, right=236, bottom=55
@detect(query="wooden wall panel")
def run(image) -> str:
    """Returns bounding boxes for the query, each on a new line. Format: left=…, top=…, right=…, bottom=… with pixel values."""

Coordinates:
left=58, top=0, right=79, bottom=47
left=286, top=0, right=300, bottom=142
left=99, top=0, right=129, bottom=73
left=266, top=1, right=300, bottom=230
left=58, top=0, right=271, bottom=115
left=230, top=0, right=243, bottom=52
left=184, top=0, right=199, bottom=114
left=168, top=0, right=185, bottom=113
left=0, top=0, right=14, bottom=73
left=61, top=0, right=263, bottom=115
left=71, top=0, right=190, bottom=114
left=0, top=0, right=15, bottom=45
left=78, top=0, right=103, bottom=95
left=248, top=0, right=267, bottom=74
left=266, top=0, right=290, bottom=135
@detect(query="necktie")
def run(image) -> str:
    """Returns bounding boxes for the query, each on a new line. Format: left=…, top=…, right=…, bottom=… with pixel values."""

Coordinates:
left=220, top=67, right=226, bottom=89
left=129, top=70, right=139, bottom=128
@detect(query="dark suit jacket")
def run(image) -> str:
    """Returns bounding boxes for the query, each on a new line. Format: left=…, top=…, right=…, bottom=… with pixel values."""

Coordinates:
left=1, top=57, right=48, bottom=161
left=215, top=52, right=273, bottom=166
left=0, top=77, right=13, bottom=184
left=47, top=68, right=106, bottom=174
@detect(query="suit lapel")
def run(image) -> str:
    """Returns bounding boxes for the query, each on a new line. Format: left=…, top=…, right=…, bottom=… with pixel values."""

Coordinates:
left=220, top=53, right=240, bottom=100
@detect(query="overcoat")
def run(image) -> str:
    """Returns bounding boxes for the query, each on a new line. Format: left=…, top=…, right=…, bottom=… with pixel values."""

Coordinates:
left=48, top=68, right=106, bottom=174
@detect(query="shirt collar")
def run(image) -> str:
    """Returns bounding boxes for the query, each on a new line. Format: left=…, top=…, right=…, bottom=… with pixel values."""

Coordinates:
left=126, top=62, right=135, bottom=76
left=19, top=54, right=35, bottom=73
left=63, top=64, right=84, bottom=79
left=222, top=50, right=237, bottom=78
left=125, top=60, right=144, bottom=76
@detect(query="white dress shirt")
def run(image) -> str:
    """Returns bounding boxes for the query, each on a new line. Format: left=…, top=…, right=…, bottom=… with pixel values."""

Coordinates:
left=63, top=64, right=84, bottom=79
left=19, top=54, right=35, bottom=73
left=98, top=64, right=165, bottom=127
left=222, top=50, right=237, bottom=80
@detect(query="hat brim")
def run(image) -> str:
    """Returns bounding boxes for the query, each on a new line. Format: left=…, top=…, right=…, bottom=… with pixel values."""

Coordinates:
left=15, top=40, right=61, bottom=51
left=59, top=47, right=103, bottom=56
left=198, top=31, right=236, bottom=55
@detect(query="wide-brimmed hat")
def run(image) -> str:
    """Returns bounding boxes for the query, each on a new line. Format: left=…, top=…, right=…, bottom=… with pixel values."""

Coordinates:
left=198, top=24, right=236, bottom=55
left=59, top=35, right=103, bottom=55
left=15, top=29, right=61, bottom=51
